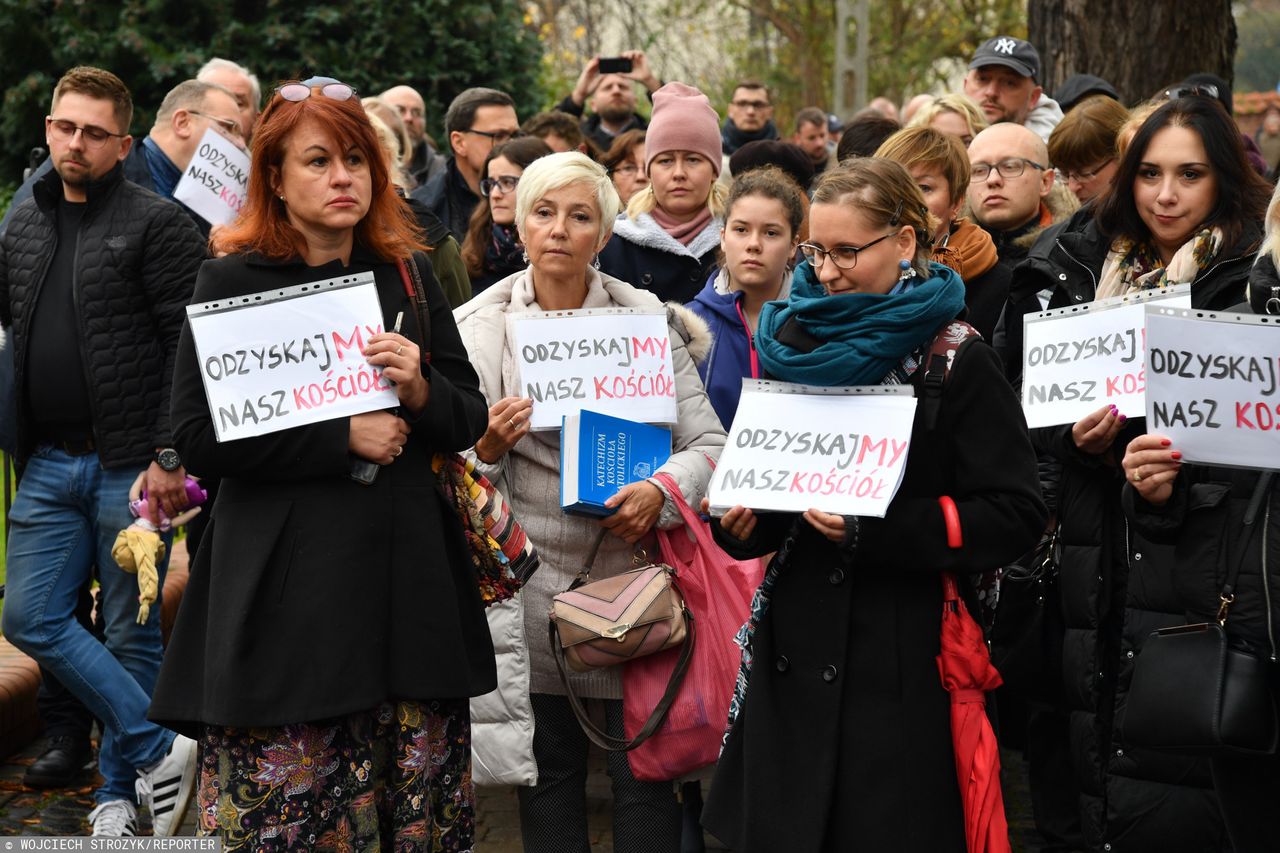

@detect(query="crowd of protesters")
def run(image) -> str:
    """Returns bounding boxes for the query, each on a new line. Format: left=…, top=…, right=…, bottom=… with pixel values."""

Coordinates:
left=1, top=30, right=1279, bottom=853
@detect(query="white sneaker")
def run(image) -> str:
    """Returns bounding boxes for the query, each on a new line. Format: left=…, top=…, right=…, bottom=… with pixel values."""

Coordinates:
left=136, top=734, right=197, bottom=837
left=88, top=799, right=138, bottom=836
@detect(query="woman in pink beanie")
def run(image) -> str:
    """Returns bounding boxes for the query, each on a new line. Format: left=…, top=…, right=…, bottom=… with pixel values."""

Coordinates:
left=598, top=82, right=726, bottom=302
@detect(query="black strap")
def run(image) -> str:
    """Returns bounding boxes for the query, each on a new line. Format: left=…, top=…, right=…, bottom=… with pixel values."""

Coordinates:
left=396, top=256, right=433, bottom=361
left=920, top=353, right=947, bottom=432
left=1220, top=472, right=1274, bottom=621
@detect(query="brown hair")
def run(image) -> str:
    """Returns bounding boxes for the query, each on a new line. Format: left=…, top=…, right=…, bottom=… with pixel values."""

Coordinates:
left=600, top=129, right=646, bottom=173
left=52, top=66, right=133, bottom=133
left=1047, top=95, right=1128, bottom=173
left=522, top=110, right=589, bottom=153
left=794, top=106, right=827, bottom=132
left=460, top=136, right=553, bottom=277
left=875, top=126, right=970, bottom=206
left=725, top=166, right=805, bottom=239
left=213, top=84, right=426, bottom=261
left=811, top=158, right=935, bottom=277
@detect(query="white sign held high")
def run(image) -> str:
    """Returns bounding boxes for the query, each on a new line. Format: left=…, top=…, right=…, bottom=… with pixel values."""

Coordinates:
left=1145, top=306, right=1280, bottom=469
left=173, top=127, right=250, bottom=226
left=187, top=273, right=398, bottom=442
left=1021, top=284, right=1191, bottom=429
left=708, top=381, right=918, bottom=518
left=509, top=308, right=677, bottom=430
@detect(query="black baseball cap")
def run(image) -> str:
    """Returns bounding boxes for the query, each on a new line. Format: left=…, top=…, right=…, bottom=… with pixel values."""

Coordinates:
left=969, top=36, right=1041, bottom=81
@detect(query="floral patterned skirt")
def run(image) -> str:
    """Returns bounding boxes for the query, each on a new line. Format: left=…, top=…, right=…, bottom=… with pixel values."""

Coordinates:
left=197, top=699, right=474, bottom=851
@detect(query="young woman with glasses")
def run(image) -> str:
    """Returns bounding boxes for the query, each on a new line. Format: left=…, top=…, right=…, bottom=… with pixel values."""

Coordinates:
left=600, top=128, right=648, bottom=204
left=459, top=136, right=553, bottom=294
left=151, top=77, right=496, bottom=850
left=701, top=157, right=1045, bottom=853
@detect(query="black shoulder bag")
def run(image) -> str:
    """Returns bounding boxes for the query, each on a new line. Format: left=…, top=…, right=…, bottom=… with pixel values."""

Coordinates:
left=1122, top=471, right=1277, bottom=756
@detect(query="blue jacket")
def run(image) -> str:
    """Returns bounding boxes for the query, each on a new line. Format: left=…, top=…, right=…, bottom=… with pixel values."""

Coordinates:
left=686, top=270, right=790, bottom=429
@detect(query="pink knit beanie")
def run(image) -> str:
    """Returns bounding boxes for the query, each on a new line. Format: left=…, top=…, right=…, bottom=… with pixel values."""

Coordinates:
left=645, top=82, right=723, bottom=176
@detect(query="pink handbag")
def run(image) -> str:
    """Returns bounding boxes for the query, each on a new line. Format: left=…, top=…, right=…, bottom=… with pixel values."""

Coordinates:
left=623, top=473, right=766, bottom=781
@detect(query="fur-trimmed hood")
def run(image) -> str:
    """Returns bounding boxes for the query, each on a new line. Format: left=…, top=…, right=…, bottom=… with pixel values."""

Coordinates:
left=667, top=300, right=712, bottom=364
left=610, top=212, right=723, bottom=260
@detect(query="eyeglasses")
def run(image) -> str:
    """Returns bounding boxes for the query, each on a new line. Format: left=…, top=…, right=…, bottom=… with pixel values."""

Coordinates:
left=1061, top=158, right=1113, bottom=184
left=465, top=128, right=524, bottom=144
left=798, top=232, right=897, bottom=271
left=970, top=157, right=1046, bottom=182
left=731, top=99, right=770, bottom=110
left=46, top=118, right=126, bottom=149
left=275, top=81, right=358, bottom=102
left=187, top=110, right=244, bottom=139
left=480, top=175, right=520, bottom=195
left=612, top=163, right=641, bottom=176
left=1164, top=84, right=1219, bottom=101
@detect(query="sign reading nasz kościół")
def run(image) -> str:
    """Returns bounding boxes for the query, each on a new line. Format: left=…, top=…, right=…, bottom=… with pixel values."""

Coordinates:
left=1144, top=306, right=1280, bottom=469
left=187, top=273, right=398, bottom=441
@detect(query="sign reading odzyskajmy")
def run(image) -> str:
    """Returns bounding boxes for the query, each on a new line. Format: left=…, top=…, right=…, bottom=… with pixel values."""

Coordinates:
left=1021, top=285, right=1190, bottom=429
left=509, top=308, right=677, bottom=430
left=1145, top=306, right=1280, bottom=468
left=187, top=273, right=398, bottom=441
left=708, top=381, right=918, bottom=517
left=173, top=127, right=250, bottom=226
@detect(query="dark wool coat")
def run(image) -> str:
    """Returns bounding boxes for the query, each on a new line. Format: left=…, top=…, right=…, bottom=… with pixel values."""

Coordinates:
left=1021, top=216, right=1259, bottom=851
left=0, top=162, right=205, bottom=468
left=701, top=340, right=1046, bottom=853
left=598, top=213, right=721, bottom=304
left=150, top=249, right=495, bottom=735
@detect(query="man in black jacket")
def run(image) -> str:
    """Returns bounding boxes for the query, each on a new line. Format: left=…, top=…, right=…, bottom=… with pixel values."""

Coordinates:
left=0, top=66, right=205, bottom=838
left=410, top=87, right=520, bottom=242
left=554, top=51, right=661, bottom=153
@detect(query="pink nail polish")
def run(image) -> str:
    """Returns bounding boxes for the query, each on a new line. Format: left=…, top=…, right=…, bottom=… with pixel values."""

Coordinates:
left=1118, top=414, right=1127, bottom=423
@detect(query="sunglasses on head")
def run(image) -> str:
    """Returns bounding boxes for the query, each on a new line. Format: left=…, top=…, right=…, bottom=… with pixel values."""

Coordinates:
left=1163, top=84, right=1219, bottom=101
left=275, top=80, right=358, bottom=103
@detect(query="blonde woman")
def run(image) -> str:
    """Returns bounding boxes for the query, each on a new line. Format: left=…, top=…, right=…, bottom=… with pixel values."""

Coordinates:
left=907, top=93, right=989, bottom=148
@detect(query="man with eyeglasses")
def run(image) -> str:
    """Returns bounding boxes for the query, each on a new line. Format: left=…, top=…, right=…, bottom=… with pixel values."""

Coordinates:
left=0, top=66, right=206, bottom=837
left=556, top=51, right=662, bottom=152
left=119, top=79, right=245, bottom=237
left=966, top=122, right=1068, bottom=262
left=721, top=80, right=779, bottom=156
left=411, top=86, right=520, bottom=242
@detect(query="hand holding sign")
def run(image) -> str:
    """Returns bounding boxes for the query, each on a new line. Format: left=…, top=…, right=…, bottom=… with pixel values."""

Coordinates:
left=1071, top=403, right=1127, bottom=456
left=1121, top=433, right=1181, bottom=506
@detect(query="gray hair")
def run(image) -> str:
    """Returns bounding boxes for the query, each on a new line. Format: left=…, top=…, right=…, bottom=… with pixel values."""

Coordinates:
left=197, top=57, right=261, bottom=109
left=155, top=80, right=235, bottom=125
left=515, top=151, right=622, bottom=244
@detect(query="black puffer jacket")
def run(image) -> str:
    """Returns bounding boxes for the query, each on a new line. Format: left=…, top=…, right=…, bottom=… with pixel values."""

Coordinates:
left=1022, top=217, right=1259, bottom=852
left=0, top=163, right=206, bottom=468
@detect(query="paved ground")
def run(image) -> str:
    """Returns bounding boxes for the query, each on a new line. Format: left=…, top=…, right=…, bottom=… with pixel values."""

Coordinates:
left=0, top=733, right=1052, bottom=850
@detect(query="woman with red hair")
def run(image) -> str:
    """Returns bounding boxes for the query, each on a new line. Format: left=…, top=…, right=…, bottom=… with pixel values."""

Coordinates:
left=150, top=77, right=494, bottom=850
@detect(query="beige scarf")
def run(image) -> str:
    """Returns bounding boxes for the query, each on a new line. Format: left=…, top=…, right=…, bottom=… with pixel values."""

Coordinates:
left=1095, top=227, right=1223, bottom=300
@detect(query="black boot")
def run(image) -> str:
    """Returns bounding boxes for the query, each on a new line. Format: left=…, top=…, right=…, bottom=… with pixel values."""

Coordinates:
left=24, top=734, right=93, bottom=788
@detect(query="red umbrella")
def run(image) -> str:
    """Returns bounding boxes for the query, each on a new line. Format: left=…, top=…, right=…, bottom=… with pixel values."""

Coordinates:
left=937, top=572, right=1011, bottom=853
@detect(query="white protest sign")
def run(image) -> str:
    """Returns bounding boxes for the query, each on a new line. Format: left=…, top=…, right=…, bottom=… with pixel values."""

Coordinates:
left=1145, top=306, right=1280, bottom=469
left=1021, top=284, right=1191, bottom=429
left=173, top=127, right=250, bottom=226
left=708, top=381, right=918, bottom=517
left=187, top=272, right=398, bottom=441
left=509, top=308, right=677, bottom=430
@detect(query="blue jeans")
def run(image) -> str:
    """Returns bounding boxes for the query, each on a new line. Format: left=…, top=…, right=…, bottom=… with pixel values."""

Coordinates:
left=2, top=447, right=175, bottom=804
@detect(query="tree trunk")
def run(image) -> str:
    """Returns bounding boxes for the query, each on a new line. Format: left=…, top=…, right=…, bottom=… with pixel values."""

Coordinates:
left=1029, top=0, right=1236, bottom=106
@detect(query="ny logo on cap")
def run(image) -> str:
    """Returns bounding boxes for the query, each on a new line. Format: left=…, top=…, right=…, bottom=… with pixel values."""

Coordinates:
left=994, top=37, right=1018, bottom=54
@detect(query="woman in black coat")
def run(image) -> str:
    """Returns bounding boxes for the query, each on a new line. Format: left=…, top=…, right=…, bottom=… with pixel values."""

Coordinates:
left=1120, top=225, right=1280, bottom=853
left=1016, top=95, right=1271, bottom=850
left=700, top=158, right=1045, bottom=852
left=150, top=78, right=493, bottom=850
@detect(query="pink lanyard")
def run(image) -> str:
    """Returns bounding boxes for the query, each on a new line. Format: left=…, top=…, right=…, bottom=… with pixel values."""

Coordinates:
left=733, top=298, right=760, bottom=379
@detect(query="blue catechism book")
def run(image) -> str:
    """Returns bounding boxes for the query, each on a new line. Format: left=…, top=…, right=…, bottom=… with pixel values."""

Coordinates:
left=561, top=410, right=672, bottom=517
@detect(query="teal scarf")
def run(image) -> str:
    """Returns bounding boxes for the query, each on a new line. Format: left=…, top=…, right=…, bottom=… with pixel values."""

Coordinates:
left=755, top=261, right=966, bottom=386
